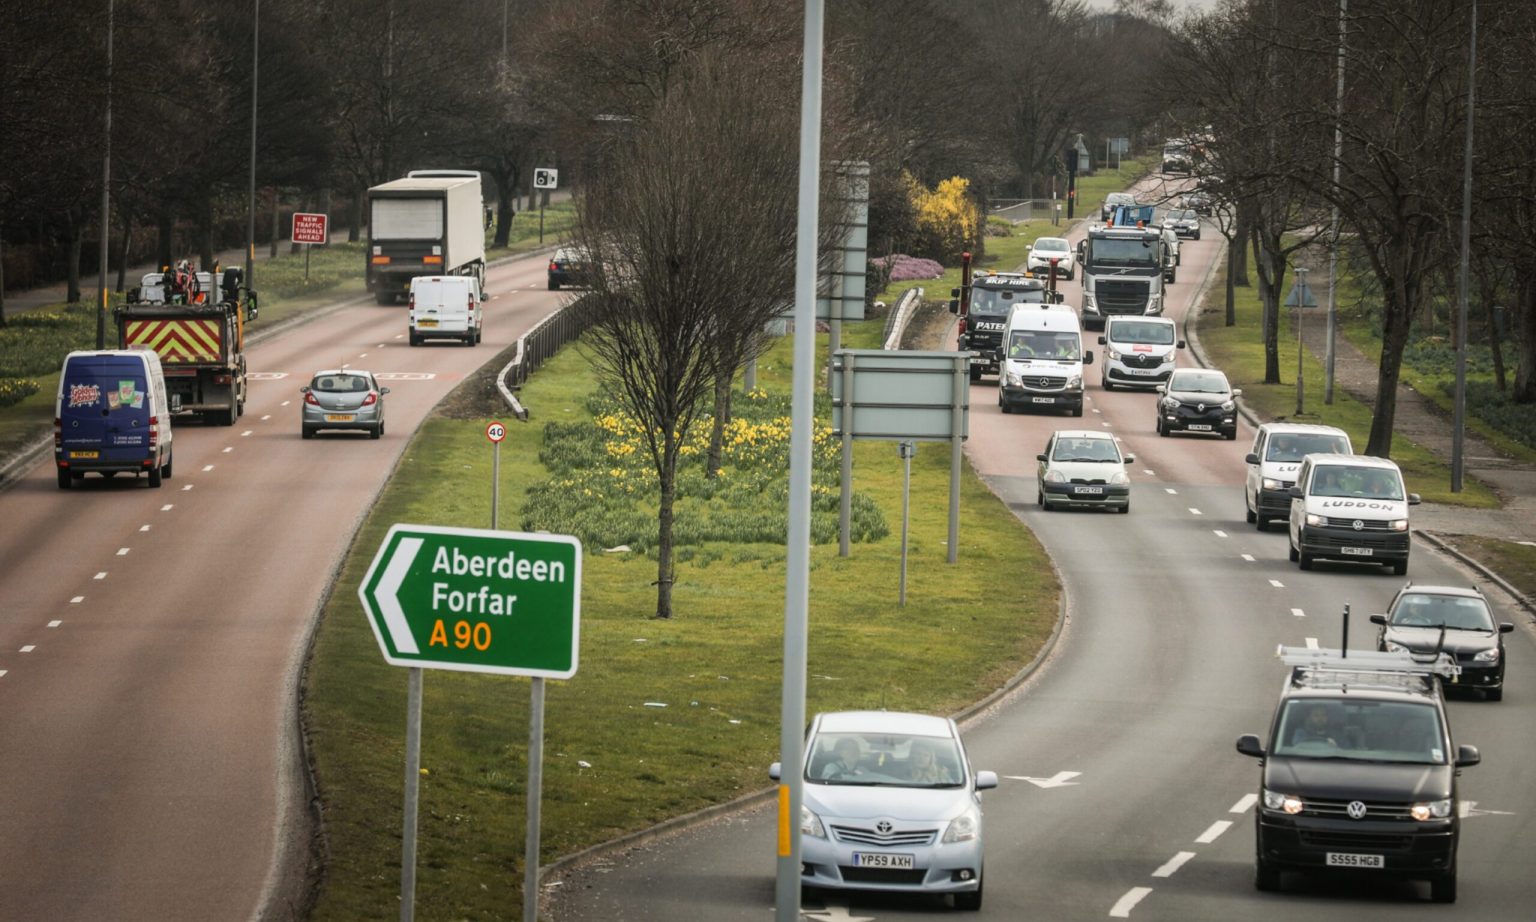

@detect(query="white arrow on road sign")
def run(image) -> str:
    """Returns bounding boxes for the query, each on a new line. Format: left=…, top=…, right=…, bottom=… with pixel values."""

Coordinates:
left=1004, top=770, right=1081, bottom=788
left=377, top=537, right=422, bottom=654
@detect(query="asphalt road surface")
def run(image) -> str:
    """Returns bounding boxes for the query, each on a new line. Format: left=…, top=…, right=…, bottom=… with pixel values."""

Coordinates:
left=0, top=254, right=562, bottom=921
left=545, top=200, right=1536, bottom=920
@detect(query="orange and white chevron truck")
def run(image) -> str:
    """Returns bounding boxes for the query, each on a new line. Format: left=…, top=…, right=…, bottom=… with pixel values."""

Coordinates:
left=117, top=267, right=259, bottom=426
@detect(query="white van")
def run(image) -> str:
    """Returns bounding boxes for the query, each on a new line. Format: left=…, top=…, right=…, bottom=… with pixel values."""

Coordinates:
left=55, top=349, right=174, bottom=489
left=1098, top=315, right=1183, bottom=390
left=1287, top=453, right=1419, bottom=575
left=1244, top=422, right=1352, bottom=530
left=408, top=275, right=482, bottom=346
left=996, top=304, right=1093, bottom=417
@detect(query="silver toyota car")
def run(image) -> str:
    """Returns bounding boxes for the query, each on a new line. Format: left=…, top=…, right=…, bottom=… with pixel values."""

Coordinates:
left=770, top=711, right=997, bottom=910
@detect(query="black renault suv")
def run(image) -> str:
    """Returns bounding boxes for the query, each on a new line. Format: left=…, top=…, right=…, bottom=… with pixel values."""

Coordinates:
left=1236, top=647, right=1479, bottom=902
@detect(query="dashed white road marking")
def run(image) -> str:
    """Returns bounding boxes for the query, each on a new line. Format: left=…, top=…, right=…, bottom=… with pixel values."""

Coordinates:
left=20, top=645, right=35, bottom=653
left=1241, top=553, right=1255, bottom=562
left=1165, top=488, right=1178, bottom=495
left=359, top=353, right=369, bottom=358
left=1213, top=530, right=1228, bottom=538
left=241, top=430, right=253, bottom=437
left=1109, top=887, right=1153, bottom=918
left=48, top=620, right=62, bottom=628
left=1143, top=469, right=1155, bottom=476
left=1231, top=793, right=1258, bottom=813
left=261, top=415, right=271, bottom=421
left=394, top=333, right=404, bottom=339
left=1092, top=408, right=1102, bottom=414
left=70, top=596, right=84, bottom=604
left=1195, top=820, right=1232, bottom=844
left=1269, top=579, right=1284, bottom=588
left=341, top=363, right=350, bottom=369
left=1152, top=851, right=1196, bottom=878
left=222, top=447, right=233, bottom=453
left=202, top=465, right=214, bottom=472
left=161, top=504, right=173, bottom=511
left=0, top=670, right=7, bottom=678
left=1306, top=637, right=1320, bottom=649
left=377, top=343, right=386, bottom=348
left=1292, top=608, right=1306, bottom=618
left=1102, top=422, right=1112, bottom=428
left=182, top=484, right=193, bottom=491
left=281, top=400, right=291, bottom=407
left=116, top=548, right=130, bottom=556
left=139, top=524, right=151, bottom=532
left=1188, top=508, right=1203, bottom=516
left=93, top=572, right=107, bottom=580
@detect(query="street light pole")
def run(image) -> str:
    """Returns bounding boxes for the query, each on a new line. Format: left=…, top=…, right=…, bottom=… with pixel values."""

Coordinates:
left=1295, top=267, right=1309, bottom=418
left=1452, top=0, right=1477, bottom=493
left=96, top=0, right=114, bottom=349
left=246, top=0, right=260, bottom=292
left=1325, top=0, right=1346, bottom=405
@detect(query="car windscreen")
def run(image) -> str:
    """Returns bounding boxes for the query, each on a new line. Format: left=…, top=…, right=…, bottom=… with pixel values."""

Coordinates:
left=1168, top=372, right=1229, bottom=393
left=806, top=731, right=965, bottom=788
left=1087, top=238, right=1159, bottom=268
left=1265, top=433, right=1350, bottom=462
left=1169, top=209, right=1196, bottom=221
left=1272, top=700, right=1446, bottom=764
left=1308, top=464, right=1403, bottom=500
left=971, top=287, right=1045, bottom=315
left=1391, top=594, right=1494, bottom=631
left=1008, top=330, right=1079, bottom=361
left=1034, top=239, right=1069, bottom=253
left=1052, top=437, right=1120, bottom=462
left=1109, top=320, right=1175, bottom=346
left=313, top=374, right=373, bottom=393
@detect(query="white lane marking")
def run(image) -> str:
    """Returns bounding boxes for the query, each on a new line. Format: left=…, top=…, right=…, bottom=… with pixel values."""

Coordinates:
left=1092, top=407, right=1102, bottom=414
left=377, top=343, right=385, bottom=348
left=1269, top=579, right=1284, bottom=588
left=70, top=596, right=84, bottom=604
left=359, top=353, right=369, bottom=358
left=1306, top=637, right=1320, bottom=649
left=1004, top=770, right=1081, bottom=788
left=1165, top=488, right=1177, bottom=495
left=1292, top=608, right=1306, bottom=618
left=394, top=333, right=404, bottom=339
left=1195, top=820, right=1232, bottom=844
left=116, top=548, right=130, bottom=556
left=1231, top=793, right=1259, bottom=813
left=241, top=430, right=253, bottom=437
left=139, top=524, right=151, bottom=532
left=48, top=620, right=62, bottom=628
left=246, top=372, right=289, bottom=380
left=281, top=400, right=291, bottom=407
left=1102, top=422, right=1112, bottom=428
left=1188, top=508, right=1203, bottom=516
left=1143, top=469, right=1155, bottom=475
left=1109, top=887, right=1153, bottom=918
left=182, top=484, right=194, bottom=491
left=1241, top=553, right=1255, bottom=562
left=202, top=465, right=214, bottom=472
left=20, top=645, right=36, bottom=653
left=1152, top=851, right=1196, bottom=878
left=341, top=363, right=350, bottom=369
left=161, top=504, right=173, bottom=511
left=261, top=415, right=271, bottom=421
left=94, top=572, right=107, bottom=580
left=1213, top=530, right=1228, bottom=538
left=222, top=447, right=233, bottom=453
left=0, top=670, right=7, bottom=678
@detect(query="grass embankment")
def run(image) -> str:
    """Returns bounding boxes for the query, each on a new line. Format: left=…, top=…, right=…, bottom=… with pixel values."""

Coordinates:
left=0, top=203, right=576, bottom=463
left=1195, top=263, right=1497, bottom=508
left=1440, top=536, right=1536, bottom=600
left=303, top=314, right=1059, bottom=918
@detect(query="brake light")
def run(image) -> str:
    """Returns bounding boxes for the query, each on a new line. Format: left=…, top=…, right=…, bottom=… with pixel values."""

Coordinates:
left=423, top=255, right=443, bottom=265
left=371, top=256, right=391, bottom=265
left=148, top=416, right=158, bottom=448
left=467, top=294, right=475, bottom=313
left=304, top=392, right=321, bottom=406
left=361, top=392, right=378, bottom=406
left=549, top=261, right=559, bottom=271
left=54, top=417, right=62, bottom=449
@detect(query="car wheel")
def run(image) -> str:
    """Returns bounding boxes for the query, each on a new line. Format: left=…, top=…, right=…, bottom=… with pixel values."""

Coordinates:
left=1299, top=551, right=1315, bottom=571
left=1072, top=404, right=1083, bottom=418
left=1037, top=487, right=1045, bottom=508
left=953, top=878, right=983, bottom=911
left=370, top=424, right=382, bottom=440
left=969, top=367, right=982, bottom=383
left=57, top=468, right=71, bottom=490
left=548, top=278, right=560, bottom=291
left=302, top=426, right=315, bottom=440
left=1194, top=231, right=1202, bottom=241
left=1225, top=428, right=1238, bottom=441
left=148, top=463, right=163, bottom=488
left=409, top=333, right=420, bottom=347
left=1157, top=419, right=1168, bottom=437
left=374, top=290, right=395, bottom=305
left=1430, top=870, right=1457, bottom=903
left=223, top=403, right=238, bottom=426
left=1256, top=515, right=1269, bottom=532
left=237, top=399, right=245, bottom=418
left=1392, top=558, right=1408, bottom=576
left=1254, top=858, right=1281, bottom=892
left=1118, top=500, right=1130, bottom=514
left=1245, top=500, right=1257, bottom=524
left=1289, top=540, right=1300, bottom=562
left=163, top=453, right=173, bottom=480
left=1103, top=377, right=1114, bottom=391
left=1485, top=687, right=1503, bottom=702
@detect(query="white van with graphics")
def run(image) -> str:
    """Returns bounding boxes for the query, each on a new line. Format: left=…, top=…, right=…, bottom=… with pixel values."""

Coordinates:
left=1098, top=315, right=1183, bottom=390
left=408, top=275, right=483, bottom=346
left=1287, top=454, right=1419, bottom=575
left=1244, top=423, right=1352, bottom=530
left=996, top=304, right=1093, bottom=417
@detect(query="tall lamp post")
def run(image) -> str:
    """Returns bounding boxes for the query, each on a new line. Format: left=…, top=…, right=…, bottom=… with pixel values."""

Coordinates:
left=96, top=0, right=115, bottom=348
left=1325, top=0, right=1346, bottom=404
left=1452, top=0, right=1477, bottom=493
left=246, top=0, right=260, bottom=292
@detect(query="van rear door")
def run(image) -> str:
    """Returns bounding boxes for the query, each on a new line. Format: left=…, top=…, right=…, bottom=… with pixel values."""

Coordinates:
left=59, top=355, right=153, bottom=463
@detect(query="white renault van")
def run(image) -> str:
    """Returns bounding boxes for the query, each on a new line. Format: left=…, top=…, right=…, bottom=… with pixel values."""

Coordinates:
left=1244, top=422, right=1352, bottom=530
left=996, top=303, right=1093, bottom=416
left=408, top=275, right=482, bottom=346
left=55, top=349, right=174, bottom=489
left=1098, top=315, right=1183, bottom=390
left=1287, top=453, right=1419, bottom=575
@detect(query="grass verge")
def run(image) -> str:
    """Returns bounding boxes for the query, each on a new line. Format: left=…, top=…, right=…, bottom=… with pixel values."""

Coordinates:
left=1437, top=535, right=1536, bottom=601
left=1195, top=263, right=1497, bottom=508
left=303, top=324, right=1058, bottom=919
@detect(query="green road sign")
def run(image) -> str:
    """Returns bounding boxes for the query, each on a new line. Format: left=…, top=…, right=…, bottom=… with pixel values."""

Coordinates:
left=358, top=524, right=582, bottom=678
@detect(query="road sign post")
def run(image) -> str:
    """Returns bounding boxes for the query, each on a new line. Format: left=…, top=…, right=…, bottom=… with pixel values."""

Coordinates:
left=486, top=422, right=506, bottom=528
left=359, top=524, right=581, bottom=922
left=533, top=169, right=557, bottom=245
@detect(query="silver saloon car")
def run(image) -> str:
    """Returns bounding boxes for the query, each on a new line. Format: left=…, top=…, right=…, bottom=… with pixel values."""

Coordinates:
left=770, top=711, right=997, bottom=910
left=301, top=370, right=388, bottom=439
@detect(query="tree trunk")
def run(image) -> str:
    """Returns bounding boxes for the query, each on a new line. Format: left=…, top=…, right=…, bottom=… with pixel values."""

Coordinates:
left=348, top=188, right=362, bottom=243
left=0, top=223, right=8, bottom=327
left=494, top=169, right=516, bottom=249
left=1232, top=206, right=1251, bottom=286
left=654, top=438, right=678, bottom=619
left=1480, top=272, right=1505, bottom=392
left=1367, top=270, right=1417, bottom=457
left=115, top=207, right=132, bottom=292
left=199, top=197, right=215, bottom=271
left=66, top=217, right=83, bottom=304
left=156, top=209, right=173, bottom=270
left=1513, top=266, right=1536, bottom=403
left=291, top=195, right=305, bottom=255
left=1252, top=223, right=1282, bottom=384
left=1225, top=236, right=1237, bottom=327
left=269, top=188, right=280, bottom=258
left=707, top=371, right=731, bottom=478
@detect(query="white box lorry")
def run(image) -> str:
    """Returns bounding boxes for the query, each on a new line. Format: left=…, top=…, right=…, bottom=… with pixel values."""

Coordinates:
left=366, top=173, right=486, bottom=305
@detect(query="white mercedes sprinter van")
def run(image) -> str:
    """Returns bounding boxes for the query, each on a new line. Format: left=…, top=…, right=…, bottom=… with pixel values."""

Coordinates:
left=996, top=303, right=1092, bottom=417
left=1287, top=453, right=1419, bottom=575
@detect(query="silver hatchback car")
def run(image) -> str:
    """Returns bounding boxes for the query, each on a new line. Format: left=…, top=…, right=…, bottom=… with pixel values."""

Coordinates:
left=300, top=370, right=388, bottom=439
left=770, top=711, right=997, bottom=910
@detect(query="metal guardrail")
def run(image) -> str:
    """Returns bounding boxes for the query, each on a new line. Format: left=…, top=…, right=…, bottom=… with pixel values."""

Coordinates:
left=497, top=297, right=590, bottom=421
left=881, top=287, right=925, bottom=350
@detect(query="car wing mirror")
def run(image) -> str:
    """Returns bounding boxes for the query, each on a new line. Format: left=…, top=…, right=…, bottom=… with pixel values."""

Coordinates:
left=974, top=770, right=998, bottom=791
left=1235, top=734, right=1265, bottom=758
left=949, top=299, right=960, bottom=314
left=1122, top=453, right=1135, bottom=463
left=768, top=762, right=782, bottom=781
left=950, top=287, right=961, bottom=299
left=1369, top=614, right=1387, bottom=625
left=1037, top=453, right=1048, bottom=462
left=1408, top=493, right=1422, bottom=505
left=1456, top=744, right=1480, bottom=768
left=1098, top=335, right=1106, bottom=345
left=1231, top=388, right=1243, bottom=397
left=1083, top=351, right=1094, bottom=365
left=1176, top=339, right=1186, bottom=349
left=1499, top=622, right=1514, bottom=634
left=1155, top=385, right=1166, bottom=395
left=1287, top=486, right=1304, bottom=498
left=1245, top=453, right=1259, bottom=464
left=380, top=387, right=391, bottom=395
left=299, top=386, right=310, bottom=394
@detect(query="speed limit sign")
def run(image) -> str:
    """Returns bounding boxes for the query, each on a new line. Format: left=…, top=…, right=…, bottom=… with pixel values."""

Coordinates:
left=486, top=421, right=507, bottom=443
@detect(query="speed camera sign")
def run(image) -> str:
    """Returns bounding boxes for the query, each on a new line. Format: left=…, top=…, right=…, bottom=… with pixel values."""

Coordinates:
left=533, top=168, right=559, bottom=190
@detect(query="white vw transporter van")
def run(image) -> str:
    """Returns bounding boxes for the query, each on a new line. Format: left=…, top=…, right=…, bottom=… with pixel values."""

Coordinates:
left=1287, top=453, right=1419, bottom=575
left=996, top=304, right=1092, bottom=417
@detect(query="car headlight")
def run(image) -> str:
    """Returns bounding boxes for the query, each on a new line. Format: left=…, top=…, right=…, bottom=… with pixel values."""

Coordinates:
left=1389, top=519, right=1409, bottom=532
left=1083, top=292, right=1096, bottom=310
left=1410, top=799, right=1453, bottom=821
left=1105, top=347, right=1122, bottom=361
left=1262, top=789, right=1304, bottom=815
left=1262, top=477, right=1284, bottom=491
left=942, top=805, right=981, bottom=844
left=1160, top=397, right=1178, bottom=410
left=1305, top=513, right=1326, bottom=526
left=1109, top=471, right=1130, bottom=485
left=1473, top=647, right=1500, bottom=663
left=1067, top=375, right=1082, bottom=389
left=1220, top=399, right=1236, bottom=412
left=1383, top=640, right=1409, bottom=653
left=1005, top=372, right=1022, bottom=387
left=801, top=804, right=825, bottom=838
left=1044, top=469, right=1067, bottom=483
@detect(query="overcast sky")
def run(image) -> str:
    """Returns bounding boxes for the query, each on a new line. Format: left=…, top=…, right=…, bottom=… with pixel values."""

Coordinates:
left=1082, top=0, right=1221, bottom=13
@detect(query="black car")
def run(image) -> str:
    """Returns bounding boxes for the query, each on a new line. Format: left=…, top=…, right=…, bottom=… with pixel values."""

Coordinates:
left=1237, top=645, right=1478, bottom=902
left=1155, top=368, right=1240, bottom=439
left=1372, top=583, right=1514, bottom=701
left=547, top=247, right=590, bottom=290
